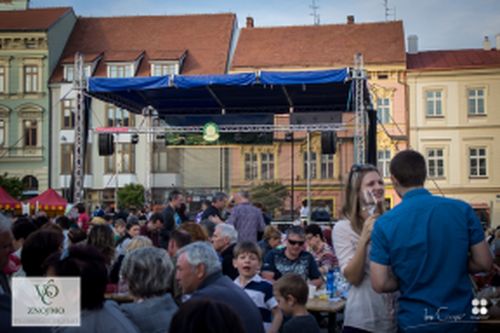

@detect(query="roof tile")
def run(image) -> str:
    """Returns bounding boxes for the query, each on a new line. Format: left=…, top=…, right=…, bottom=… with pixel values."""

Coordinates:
left=231, top=21, right=405, bottom=69
left=407, top=49, right=500, bottom=71
left=51, top=13, right=235, bottom=82
left=0, top=7, right=72, bottom=31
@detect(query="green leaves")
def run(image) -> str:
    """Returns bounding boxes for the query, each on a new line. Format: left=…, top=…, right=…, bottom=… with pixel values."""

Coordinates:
left=117, top=183, right=145, bottom=210
left=0, top=173, right=23, bottom=199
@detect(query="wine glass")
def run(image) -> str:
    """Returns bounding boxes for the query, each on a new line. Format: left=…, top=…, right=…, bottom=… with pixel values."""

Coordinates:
left=362, top=190, right=378, bottom=216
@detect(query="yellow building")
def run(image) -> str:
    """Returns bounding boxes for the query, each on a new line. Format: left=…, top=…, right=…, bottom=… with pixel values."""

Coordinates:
left=408, top=41, right=500, bottom=227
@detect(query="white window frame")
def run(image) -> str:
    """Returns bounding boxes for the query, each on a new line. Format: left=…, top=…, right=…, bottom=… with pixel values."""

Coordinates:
left=426, top=148, right=445, bottom=178
left=0, top=118, right=5, bottom=146
left=260, top=152, right=274, bottom=180
left=107, top=64, right=134, bottom=78
left=469, top=147, right=487, bottom=177
left=24, top=65, right=39, bottom=93
left=244, top=153, right=258, bottom=180
left=150, top=62, right=179, bottom=76
left=376, top=98, right=391, bottom=124
left=303, top=151, right=317, bottom=179
left=425, top=90, right=443, bottom=117
left=23, top=119, right=38, bottom=147
left=0, top=65, right=5, bottom=93
left=61, top=99, right=75, bottom=129
left=467, top=88, right=485, bottom=116
left=377, top=149, right=391, bottom=178
left=320, top=154, right=334, bottom=179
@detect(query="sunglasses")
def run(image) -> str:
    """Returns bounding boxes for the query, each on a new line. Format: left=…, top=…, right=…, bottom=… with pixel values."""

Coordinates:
left=288, top=239, right=305, bottom=246
left=348, top=163, right=379, bottom=185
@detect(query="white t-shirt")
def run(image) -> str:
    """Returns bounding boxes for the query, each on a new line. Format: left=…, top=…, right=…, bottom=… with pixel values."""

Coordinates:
left=332, top=219, right=397, bottom=332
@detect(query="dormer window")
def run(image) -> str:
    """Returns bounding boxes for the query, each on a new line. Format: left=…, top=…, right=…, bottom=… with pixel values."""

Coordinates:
left=108, top=64, right=134, bottom=78
left=151, top=62, right=178, bottom=76
left=64, top=65, right=92, bottom=82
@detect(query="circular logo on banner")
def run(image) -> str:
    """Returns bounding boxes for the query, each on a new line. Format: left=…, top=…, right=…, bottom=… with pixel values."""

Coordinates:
left=203, top=122, right=220, bottom=142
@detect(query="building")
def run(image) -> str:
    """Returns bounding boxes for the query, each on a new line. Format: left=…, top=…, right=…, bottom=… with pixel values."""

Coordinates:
left=49, top=13, right=237, bottom=207
left=229, top=16, right=407, bottom=218
left=408, top=36, right=500, bottom=227
left=0, top=3, right=76, bottom=198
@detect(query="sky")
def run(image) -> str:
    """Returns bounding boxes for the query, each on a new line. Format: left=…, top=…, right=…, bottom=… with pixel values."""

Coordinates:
left=30, top=0, right=500, bottom=51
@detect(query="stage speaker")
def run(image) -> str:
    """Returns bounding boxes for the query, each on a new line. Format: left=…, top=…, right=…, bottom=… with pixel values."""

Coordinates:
left=321, top=131, right=337, bottom=155
left=98, top=133, right=114, bottom=156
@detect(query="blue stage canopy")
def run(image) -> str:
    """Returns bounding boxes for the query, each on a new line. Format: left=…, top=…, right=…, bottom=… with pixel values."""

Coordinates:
left=87, top=68, right=352, bottom=116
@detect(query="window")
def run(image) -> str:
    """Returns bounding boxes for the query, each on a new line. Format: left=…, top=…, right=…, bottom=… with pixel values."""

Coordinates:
left=105, top=143, right=135, bottom=174
left=469, top=147, right=487, bottom=177
left=24, top=65, right=39, bottom=92
left=107, top=105, right=134, bottom=127
left=152, top=143, right=180, bottom=173
left=65, top=65, right=92, bottom=81
left=61, top=144, right=92, bottom=175
left=65, top=66, right=74, bottom=82
left=22, top=175, right=38, bottom=192
left=0, top=119, right=4, bottom=146
left=426, top=148, right=444, bottom=178
left=244, top=153, right=257, bottom=180
left=151, top=63, right=177, bottom=76
left=320, top=154, right=334, bottom=179
left=426, top=90, right=443, bottom=117
left=23, top=120, right=37, bottom=147
left=468, top=88, right=485, bottom=115
left=0, top=66, right=5, bottom=93
left=377, top=98, right=391, bottom=124
left=377, top=149, right=391, bottom=178
left=61, top=99, right=75, bottom=129
left=261, top=153, right=274, bottom=180
left=108, top=65, right=133, bottom=78
left=303, top=152, right=317, bottom=179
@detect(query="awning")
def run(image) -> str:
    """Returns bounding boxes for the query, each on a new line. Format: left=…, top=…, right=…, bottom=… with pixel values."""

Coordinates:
left=87, top=68, right=352, bottom=116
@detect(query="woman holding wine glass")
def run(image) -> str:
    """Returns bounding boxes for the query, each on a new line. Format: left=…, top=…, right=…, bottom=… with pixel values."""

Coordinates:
left=332, top=164, right=397, bottom=333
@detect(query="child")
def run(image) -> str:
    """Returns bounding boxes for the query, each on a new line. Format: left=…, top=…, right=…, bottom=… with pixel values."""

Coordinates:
left=233, top=241, right=283, bottom=333
left=273, top=273, right=321, bottom=333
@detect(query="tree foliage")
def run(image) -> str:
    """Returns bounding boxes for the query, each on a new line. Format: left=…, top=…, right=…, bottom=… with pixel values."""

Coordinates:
left=249, top=182, right=289, bottom=216
left=0, top=173, right=23, bottom=199
left=117, top=183, right=145, bottom=210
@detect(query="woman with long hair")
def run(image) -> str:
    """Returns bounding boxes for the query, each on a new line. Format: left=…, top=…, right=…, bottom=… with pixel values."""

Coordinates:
left=332, top=164, right=396, bottom=333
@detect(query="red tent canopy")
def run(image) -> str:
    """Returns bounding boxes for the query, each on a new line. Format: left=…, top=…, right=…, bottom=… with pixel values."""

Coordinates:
left=27, top=188, right=67, bottom=211
left=0, top=186, right=21, bottom=209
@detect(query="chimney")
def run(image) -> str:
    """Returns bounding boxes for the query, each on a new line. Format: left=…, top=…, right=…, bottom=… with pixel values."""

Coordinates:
left=347, top=15, right=355, bottom=24
left=246, top=16, right=254, bottom=28
left=483, top=36, right=491, bottom=51
left=496, top=34, right=500, bottom=51
left=408, top=35, right=418, bottom=54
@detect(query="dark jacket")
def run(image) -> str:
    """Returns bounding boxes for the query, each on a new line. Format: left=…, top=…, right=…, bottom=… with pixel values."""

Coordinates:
left=191, top=271, right=265, bottom=333
left=220, top=243, right=238, bottom=280
left=160, top=205, right=176, bottom=248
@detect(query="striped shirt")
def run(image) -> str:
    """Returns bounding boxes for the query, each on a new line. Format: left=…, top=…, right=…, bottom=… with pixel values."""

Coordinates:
left=234, top=274, right=278, bottom=331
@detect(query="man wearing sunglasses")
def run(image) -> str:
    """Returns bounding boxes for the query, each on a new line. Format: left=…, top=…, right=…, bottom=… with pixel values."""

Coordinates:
left=262, top=226, right=322, bottom=288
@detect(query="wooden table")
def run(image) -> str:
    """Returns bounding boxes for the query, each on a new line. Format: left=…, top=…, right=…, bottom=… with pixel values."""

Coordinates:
left=306, top=298, right=346, bottom=333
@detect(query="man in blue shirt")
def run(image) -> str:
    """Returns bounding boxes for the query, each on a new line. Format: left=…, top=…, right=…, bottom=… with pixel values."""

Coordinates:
left=370, top=150, right=492, bottom=333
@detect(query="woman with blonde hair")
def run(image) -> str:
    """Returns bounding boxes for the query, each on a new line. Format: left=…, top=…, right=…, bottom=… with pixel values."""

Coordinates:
left=332, top=164, right=396, bottom=333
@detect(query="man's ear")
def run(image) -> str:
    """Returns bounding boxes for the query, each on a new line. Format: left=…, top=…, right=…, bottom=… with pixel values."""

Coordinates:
left=195, top=263, right=206, bottom=279
left=286, top=294, right=296, bottom=306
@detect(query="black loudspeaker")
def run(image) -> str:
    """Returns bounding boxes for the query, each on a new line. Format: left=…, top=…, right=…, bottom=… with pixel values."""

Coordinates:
left=98, top=133, right=114, bottom=156
left=321, top=131, right=337, bottom=155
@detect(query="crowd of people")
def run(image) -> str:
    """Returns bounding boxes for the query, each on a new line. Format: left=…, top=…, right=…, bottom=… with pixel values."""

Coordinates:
left=0, top=149, right=498, bottom=333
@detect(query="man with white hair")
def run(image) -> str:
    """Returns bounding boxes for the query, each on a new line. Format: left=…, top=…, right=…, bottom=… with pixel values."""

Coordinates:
left=211, top=223, right=239, bottom=279
left=175, top=242, right=265, bottom=333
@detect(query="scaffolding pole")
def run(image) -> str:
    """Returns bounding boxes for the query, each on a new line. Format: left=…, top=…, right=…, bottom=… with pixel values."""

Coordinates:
left=73, top=52, right=85, bottom=204
left=353, top=53, right=367, bottom=165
